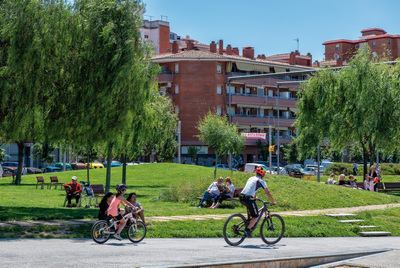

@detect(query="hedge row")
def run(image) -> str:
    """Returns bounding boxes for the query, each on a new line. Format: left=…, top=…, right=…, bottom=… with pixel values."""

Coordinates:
left=324, top=163, right=400, bottom=175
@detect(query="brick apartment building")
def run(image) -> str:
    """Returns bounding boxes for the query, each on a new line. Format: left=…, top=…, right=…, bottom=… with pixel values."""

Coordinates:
left=319, top=28, right=400, bottom=67
left=152, top=36, right=315, bottom=166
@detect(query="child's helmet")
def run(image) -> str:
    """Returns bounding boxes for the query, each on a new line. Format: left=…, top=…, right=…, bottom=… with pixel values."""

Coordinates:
left=116, top=184, right=127, bottom=192
left=255, top=167, right=266, bottom=176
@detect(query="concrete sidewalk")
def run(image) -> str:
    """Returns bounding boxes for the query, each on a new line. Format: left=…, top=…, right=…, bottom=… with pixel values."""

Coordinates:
left=1, top=237, right=399, bottom=267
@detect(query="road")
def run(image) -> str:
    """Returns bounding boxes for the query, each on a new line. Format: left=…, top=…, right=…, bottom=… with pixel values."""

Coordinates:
left=1, top=237, right=400, bottom=267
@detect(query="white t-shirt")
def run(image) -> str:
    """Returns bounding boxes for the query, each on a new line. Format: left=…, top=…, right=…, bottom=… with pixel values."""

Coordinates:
left=226, top=184, right=235, bottom=198
left=22, top=167, right=27, bottom=175
left=241, top=176, right=267, bottom=197
left=208, top=182, right=222, bottom=195
left=327, top=178, right=335, bottom=184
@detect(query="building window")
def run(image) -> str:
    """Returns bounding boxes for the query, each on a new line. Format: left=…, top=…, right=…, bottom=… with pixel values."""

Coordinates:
left=371, top=41, right=376, bottom=47
left=217, top=65, right=222, bottom=74
left=388, top=39, right=391, bottom=45
left=335, top=45, right=339, bottom=50
left=217, top=85, right=222, bottom=95
left=216, top=106, right=222, bottom=115
left=174, top=85, right=179, bottom=94
left=355, top=45, right=359, bottom=49
left=245, top=88, right=250, bottom=94
left=144, top=34, right=149, bottom=39
left=174, top=106, right=179, bottom=114
left=175, top=64, right=179, bottom=73
left=372, top=52, right=377, bottom=57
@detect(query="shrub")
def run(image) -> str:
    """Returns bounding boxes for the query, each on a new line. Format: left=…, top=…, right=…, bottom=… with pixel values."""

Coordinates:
left=324, top=163, right=353, bottom=175
left=380, top=164, right=395, bottom=175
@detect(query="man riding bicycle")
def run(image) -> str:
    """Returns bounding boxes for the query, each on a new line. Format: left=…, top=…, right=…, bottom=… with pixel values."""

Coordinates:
left=239, top=166, right=276, bottom=238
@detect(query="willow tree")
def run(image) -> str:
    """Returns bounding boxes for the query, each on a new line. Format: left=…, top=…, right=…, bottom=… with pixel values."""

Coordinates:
left=55, top=0, right=158, bottom=192
left=0, top=1, right=58, bottom=184
left=196, top=111, right=245, bottom=179
left=296, top=49, right=400, bottom=175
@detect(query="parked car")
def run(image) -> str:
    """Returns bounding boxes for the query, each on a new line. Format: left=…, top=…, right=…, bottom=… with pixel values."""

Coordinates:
left=210, top=164, right=238, bottom=171
left=1, top=162, right=19, bottom=167
left=2, top=166, right=17, bottom=177
left=103, top=161, right=122, bottom=167
left=87, top=162, right=104, bottom=169
left=45, top=166, right=63, bottom=173
left=27, top=167, right=44, bottom=174
left=55, top=163, right=73, bottom=171
left=304, top=165, right=325, bottom=175
left=71, top=162, right=86, bottom=170
left=244, top=163, right=269, bottom=173
left=271, top=167, right=286, bottom=175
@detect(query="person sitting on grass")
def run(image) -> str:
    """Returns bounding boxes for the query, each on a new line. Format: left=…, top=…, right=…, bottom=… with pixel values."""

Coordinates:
left=336, top=174, right=346, bottom=185
left=98, top=192, right=114, bottom=220
left=198, top=177, right=224, bottom=208
left=125, top=193, right=146, bottom=227
left=209, top=177, right=235, bottom=209
left=347, top=175, right=357, bottom=188
left=108, top=184, right=138, bottom=241
left=63, top=176, right=82, bottom=208
left=363, top=174, right=370, bottom=191
left=327, top=173, right=336, bottom=184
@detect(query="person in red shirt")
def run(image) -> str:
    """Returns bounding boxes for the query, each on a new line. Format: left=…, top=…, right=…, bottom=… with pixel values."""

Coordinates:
left=63, top=176, right=82, bottom=207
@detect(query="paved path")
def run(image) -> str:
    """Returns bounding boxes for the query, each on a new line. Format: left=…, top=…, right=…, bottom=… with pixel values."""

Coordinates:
left=1, top=203, right=400, bottom=227
left=1, top=237, right=399, bottom=267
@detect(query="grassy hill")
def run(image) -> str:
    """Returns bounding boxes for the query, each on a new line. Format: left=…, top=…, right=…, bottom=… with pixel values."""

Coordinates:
left=1, top=163, right=399, bottom=221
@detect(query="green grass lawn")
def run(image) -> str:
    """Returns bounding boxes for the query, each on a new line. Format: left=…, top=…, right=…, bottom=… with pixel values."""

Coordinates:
left=1, top=163, right=400, bottom=238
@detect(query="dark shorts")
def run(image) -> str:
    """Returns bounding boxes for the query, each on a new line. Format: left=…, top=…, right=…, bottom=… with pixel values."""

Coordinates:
left=239, top=194, right=258, bottom=218
left=109, top=214, right=123, bottom=221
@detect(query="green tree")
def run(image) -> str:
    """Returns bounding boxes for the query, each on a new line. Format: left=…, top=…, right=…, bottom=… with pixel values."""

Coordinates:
left=31, top=142, right=57, bottom=168
left=283, top=141, right=298, bottom=165
left=296, top=48, right=400, bottom=176
left=187, top=145, right=200, bottom=164
left=196, top=111, right=245, bottom=178
left=0, top=148, right=10, bottom=162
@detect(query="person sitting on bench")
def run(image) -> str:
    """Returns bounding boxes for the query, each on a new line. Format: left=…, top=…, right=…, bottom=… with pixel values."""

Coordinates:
left=209, top=177, right=235, bottom=209
left=63, top=176, right=82, bottom=207
left=198, top=177, right=224, bottom=208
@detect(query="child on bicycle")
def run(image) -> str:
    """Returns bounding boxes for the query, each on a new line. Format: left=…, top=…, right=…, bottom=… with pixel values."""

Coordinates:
left=108, top=184, right=138, bottom=240
left=239, top=166, right=276, bottom=238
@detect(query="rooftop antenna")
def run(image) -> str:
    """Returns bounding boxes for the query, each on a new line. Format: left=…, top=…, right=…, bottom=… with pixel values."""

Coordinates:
left=161, top=15, right=168, bottom=21
left=144, top=15, right=154, bottom=21
left=293, top=38, right=299, bottom=51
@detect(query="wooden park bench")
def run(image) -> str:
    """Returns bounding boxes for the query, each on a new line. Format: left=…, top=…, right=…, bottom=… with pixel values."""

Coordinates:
left=196, top=188, right=243, bottom=206
left=49, top=176, right=64, bottom=190
left=36, top=176, right=51, bottom=189
left=91, top=184, right=105, bottom=207
left=382, top=182, right=400, bottom=194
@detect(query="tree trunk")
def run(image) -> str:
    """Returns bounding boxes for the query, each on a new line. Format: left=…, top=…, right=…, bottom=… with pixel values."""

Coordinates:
left=86, top=150, right=90, bottom=182
left=214, top=155, right=217, bottom=179
left=105, top=142, right=113, bottom=194
left=15, top=141, right=24, bottom=185
left=362, top=144, right=368, bottom=176
left=122, top=153, right=127, bottom=185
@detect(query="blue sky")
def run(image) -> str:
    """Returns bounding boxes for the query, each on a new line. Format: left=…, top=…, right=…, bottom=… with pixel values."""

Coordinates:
left=143, top=0, right=400, bottom=61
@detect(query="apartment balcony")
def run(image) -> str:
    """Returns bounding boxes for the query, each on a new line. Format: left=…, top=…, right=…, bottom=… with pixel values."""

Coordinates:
left=157, top=71, right=173, bottom=84
left=228, top=114, right=296, bottom=128
left=225, top=94, right=297, bottom=107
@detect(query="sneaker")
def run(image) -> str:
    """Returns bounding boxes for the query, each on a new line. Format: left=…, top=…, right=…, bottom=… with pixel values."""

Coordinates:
left=244, top=229, right=253, bottom=238
left=202, top=201, right=207, bottom=206
left=113, top=233, right=122, bottom=240
left=198, top=205, right=203, bottom=208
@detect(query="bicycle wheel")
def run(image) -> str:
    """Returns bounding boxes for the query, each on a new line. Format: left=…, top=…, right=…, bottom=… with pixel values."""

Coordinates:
left=260, top=214, right=285, bottom=244
left=91, top=220, right=111, bottom=244
left=223, top=213, right=247, bottom=246
left=127, top=220, right=146, bottom=243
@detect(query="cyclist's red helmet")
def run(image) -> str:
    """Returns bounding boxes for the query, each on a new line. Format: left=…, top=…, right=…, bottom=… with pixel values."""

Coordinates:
left=255, top=166, right=266, bottom=176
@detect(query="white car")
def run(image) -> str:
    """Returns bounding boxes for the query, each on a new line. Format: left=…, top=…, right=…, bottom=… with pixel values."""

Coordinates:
left=244, top=163, right=269, bottom=173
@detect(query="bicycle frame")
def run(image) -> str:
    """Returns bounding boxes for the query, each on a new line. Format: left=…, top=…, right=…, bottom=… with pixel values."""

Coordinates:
left=247, top=201, right=271, bottom=232
left=102, top=212, right=138, bottom=234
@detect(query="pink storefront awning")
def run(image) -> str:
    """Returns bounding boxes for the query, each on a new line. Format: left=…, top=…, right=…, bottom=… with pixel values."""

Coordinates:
left=241, top=133, right=266, bottom=140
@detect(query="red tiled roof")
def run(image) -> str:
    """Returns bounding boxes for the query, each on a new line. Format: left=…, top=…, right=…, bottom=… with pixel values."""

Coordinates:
left=322, top=39, right=359, bottom=45
left=152, top=50, right=315, bottom=70
left=361, top=28, right=387, bottom=34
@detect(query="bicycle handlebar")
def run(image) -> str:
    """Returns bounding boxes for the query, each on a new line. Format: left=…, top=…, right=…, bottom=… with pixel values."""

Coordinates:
left=256, top=198, right=271, bottom=205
